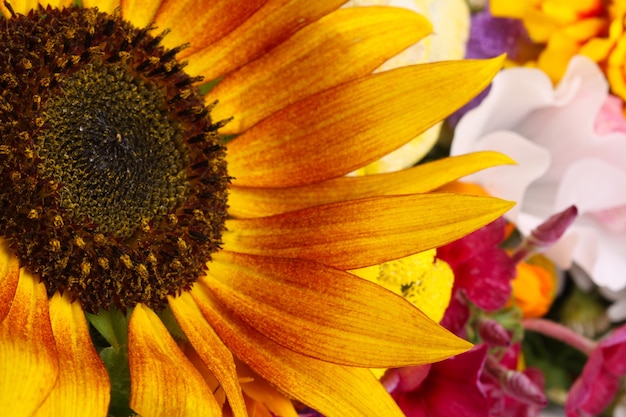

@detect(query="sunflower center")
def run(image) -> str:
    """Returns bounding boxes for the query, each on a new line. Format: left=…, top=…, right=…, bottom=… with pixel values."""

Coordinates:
left=0, top=7, right=229, bottom=312
left=37, top=62, right=189, bottom=238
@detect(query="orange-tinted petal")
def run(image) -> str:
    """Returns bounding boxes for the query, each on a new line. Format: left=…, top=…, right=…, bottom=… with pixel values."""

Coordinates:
left=0, top=244, right=20, bottom=321
left=223, top=193, right=514, bottom=270
left=120, top=0, right=162, bottom=28
left=227, top=57, right=504, bottom=187
left=228, top=151, right=514, bottom=218
left=191, top=284, right=408, bottom=417
left=0, top=269, right=58, bottom=417
left=154, top=0, right=266, bottom=55
left=184, top=0, right=346, bottom=80
left=168, top=292, right=247, bottom=417
left=209, top=7, right=432, bottom=134
left=437, top=180, right=491, bottom=195
left=204, top=251, right=470, bottom=367
left=128, top=304, right=221, bottom=417
left=236, top=361, right=298, bottom=417
left=36, top=293, right=110, bottom=417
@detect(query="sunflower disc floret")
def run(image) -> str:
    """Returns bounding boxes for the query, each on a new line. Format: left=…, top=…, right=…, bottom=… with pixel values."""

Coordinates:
left=0, top=6, right=229, bottom=312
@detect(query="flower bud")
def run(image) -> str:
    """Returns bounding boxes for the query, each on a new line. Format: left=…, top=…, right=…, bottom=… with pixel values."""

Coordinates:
left=511, top=205, right=578, bottom=263
left=477, top=317, right=511, bottom=347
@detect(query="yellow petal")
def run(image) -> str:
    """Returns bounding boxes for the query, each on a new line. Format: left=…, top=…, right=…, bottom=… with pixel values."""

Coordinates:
left=223, top=193, right=514, bottom=269
left=191, top=284, right=408, bottom=417
left=82, top=0, right=119, bottom=14
left=228, top=151, right=514, bottom=218
left=155, top=0, right=266, bottom=55
left=209, top=7, right=432, bottom=134
left=517, top=8, right=561, bottom=43
left=353, top=124, right=440, bottom=175
left=204, top=251, right=470, bottom=367
left=0, top=269, right=58, bottom=417
left=1, top=0, right=73, bottom=16
left=184, top=0, right=346, bottom=80
left=607, top=34, right=626, bottom=101
left=120, top=0, right=162, bottom=28
left=437, top=180, right=490, bottom=195
left=350, top=249, right=454, bottom=323
left=236, top=361, right=298, bottom=417
left=36, top=293, right=110, bottom=417
left=227, top=57, right=505, bottom=187
left=168, top=292, right=247, bottom=417
left=0, top=244, right=20, bottom=321
left=490, top=0, right=530, bottom=18
left=128, top=304, right=221, bottom=417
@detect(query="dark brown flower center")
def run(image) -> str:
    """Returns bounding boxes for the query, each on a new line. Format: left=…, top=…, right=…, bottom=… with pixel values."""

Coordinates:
left=0, top=6, right=230, bottom=312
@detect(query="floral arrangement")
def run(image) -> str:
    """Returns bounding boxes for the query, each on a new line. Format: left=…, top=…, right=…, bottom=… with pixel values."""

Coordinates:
left=0, top=1, right=624, bottom=417
left=423, top=1, right=626, bottom=416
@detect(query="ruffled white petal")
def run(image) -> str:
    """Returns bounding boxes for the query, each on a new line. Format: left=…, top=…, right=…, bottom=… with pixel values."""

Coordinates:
left=452, top=54, right=626, bottom=294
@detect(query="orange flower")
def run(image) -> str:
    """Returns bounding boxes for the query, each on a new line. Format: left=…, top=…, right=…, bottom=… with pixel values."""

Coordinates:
left=0, top=1, right=511, bottom=416
left=511, top=256, right=558, bottom=318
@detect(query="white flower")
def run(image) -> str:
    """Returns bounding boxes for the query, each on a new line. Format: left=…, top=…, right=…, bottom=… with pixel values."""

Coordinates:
left=451, top=55, right=626, bottom=304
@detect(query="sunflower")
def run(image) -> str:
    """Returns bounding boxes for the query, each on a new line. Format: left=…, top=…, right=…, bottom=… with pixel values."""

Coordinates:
left=0, top=1, right=512, bottom=416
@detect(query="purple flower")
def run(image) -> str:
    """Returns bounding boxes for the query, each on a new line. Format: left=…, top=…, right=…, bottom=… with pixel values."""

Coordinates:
left=466, top=8, right=531, bottom=61
left=449, top=4, right=536, bottom=127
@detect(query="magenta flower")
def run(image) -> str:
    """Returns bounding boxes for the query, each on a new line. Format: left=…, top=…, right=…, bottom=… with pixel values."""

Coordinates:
left=510, top=205, right=578, bottom=264
left=482, top=343, right=547, bottom=417
left=438, top=217, right=517, bottom=315
left=386, top=343, right=546, bottom=417
left=566, top=324, right=626, bottom=416
left=385, top=344, right=489, bottom=417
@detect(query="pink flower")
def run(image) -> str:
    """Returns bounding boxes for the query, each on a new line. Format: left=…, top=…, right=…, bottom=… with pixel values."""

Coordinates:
left=451, top=55, right=626, bottom=305
left=566, top=324, right=626, bottom=416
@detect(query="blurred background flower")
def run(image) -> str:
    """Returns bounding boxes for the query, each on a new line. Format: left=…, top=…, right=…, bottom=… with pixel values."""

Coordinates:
left=490, top=0, right=626, bottom=102
left=451, top=55, right=626, bottom=320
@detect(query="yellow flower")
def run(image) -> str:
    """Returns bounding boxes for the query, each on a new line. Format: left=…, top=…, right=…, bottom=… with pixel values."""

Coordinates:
left=352, top=249, right=454, bottom=323
left=491, top=0, right=626, bottom=100
left=0, top=1, right=512, bottom=416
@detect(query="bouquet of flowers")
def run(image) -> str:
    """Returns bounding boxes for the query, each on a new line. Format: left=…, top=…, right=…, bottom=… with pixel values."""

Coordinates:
left=1, top=1, right=624, bottom=417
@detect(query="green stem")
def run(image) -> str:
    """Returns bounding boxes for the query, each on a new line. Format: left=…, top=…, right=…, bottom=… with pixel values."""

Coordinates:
left=522, top=318, right=597, bottom=356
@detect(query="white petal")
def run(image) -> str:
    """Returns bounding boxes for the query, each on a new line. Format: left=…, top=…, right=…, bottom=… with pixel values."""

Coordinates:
left=457, top=131, right=551, bottom=220
left=451, top=67, right=555, bottom=155
left=555, top=159, right=626, bottom=213
left=451, top=55, right=626, bottom=295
